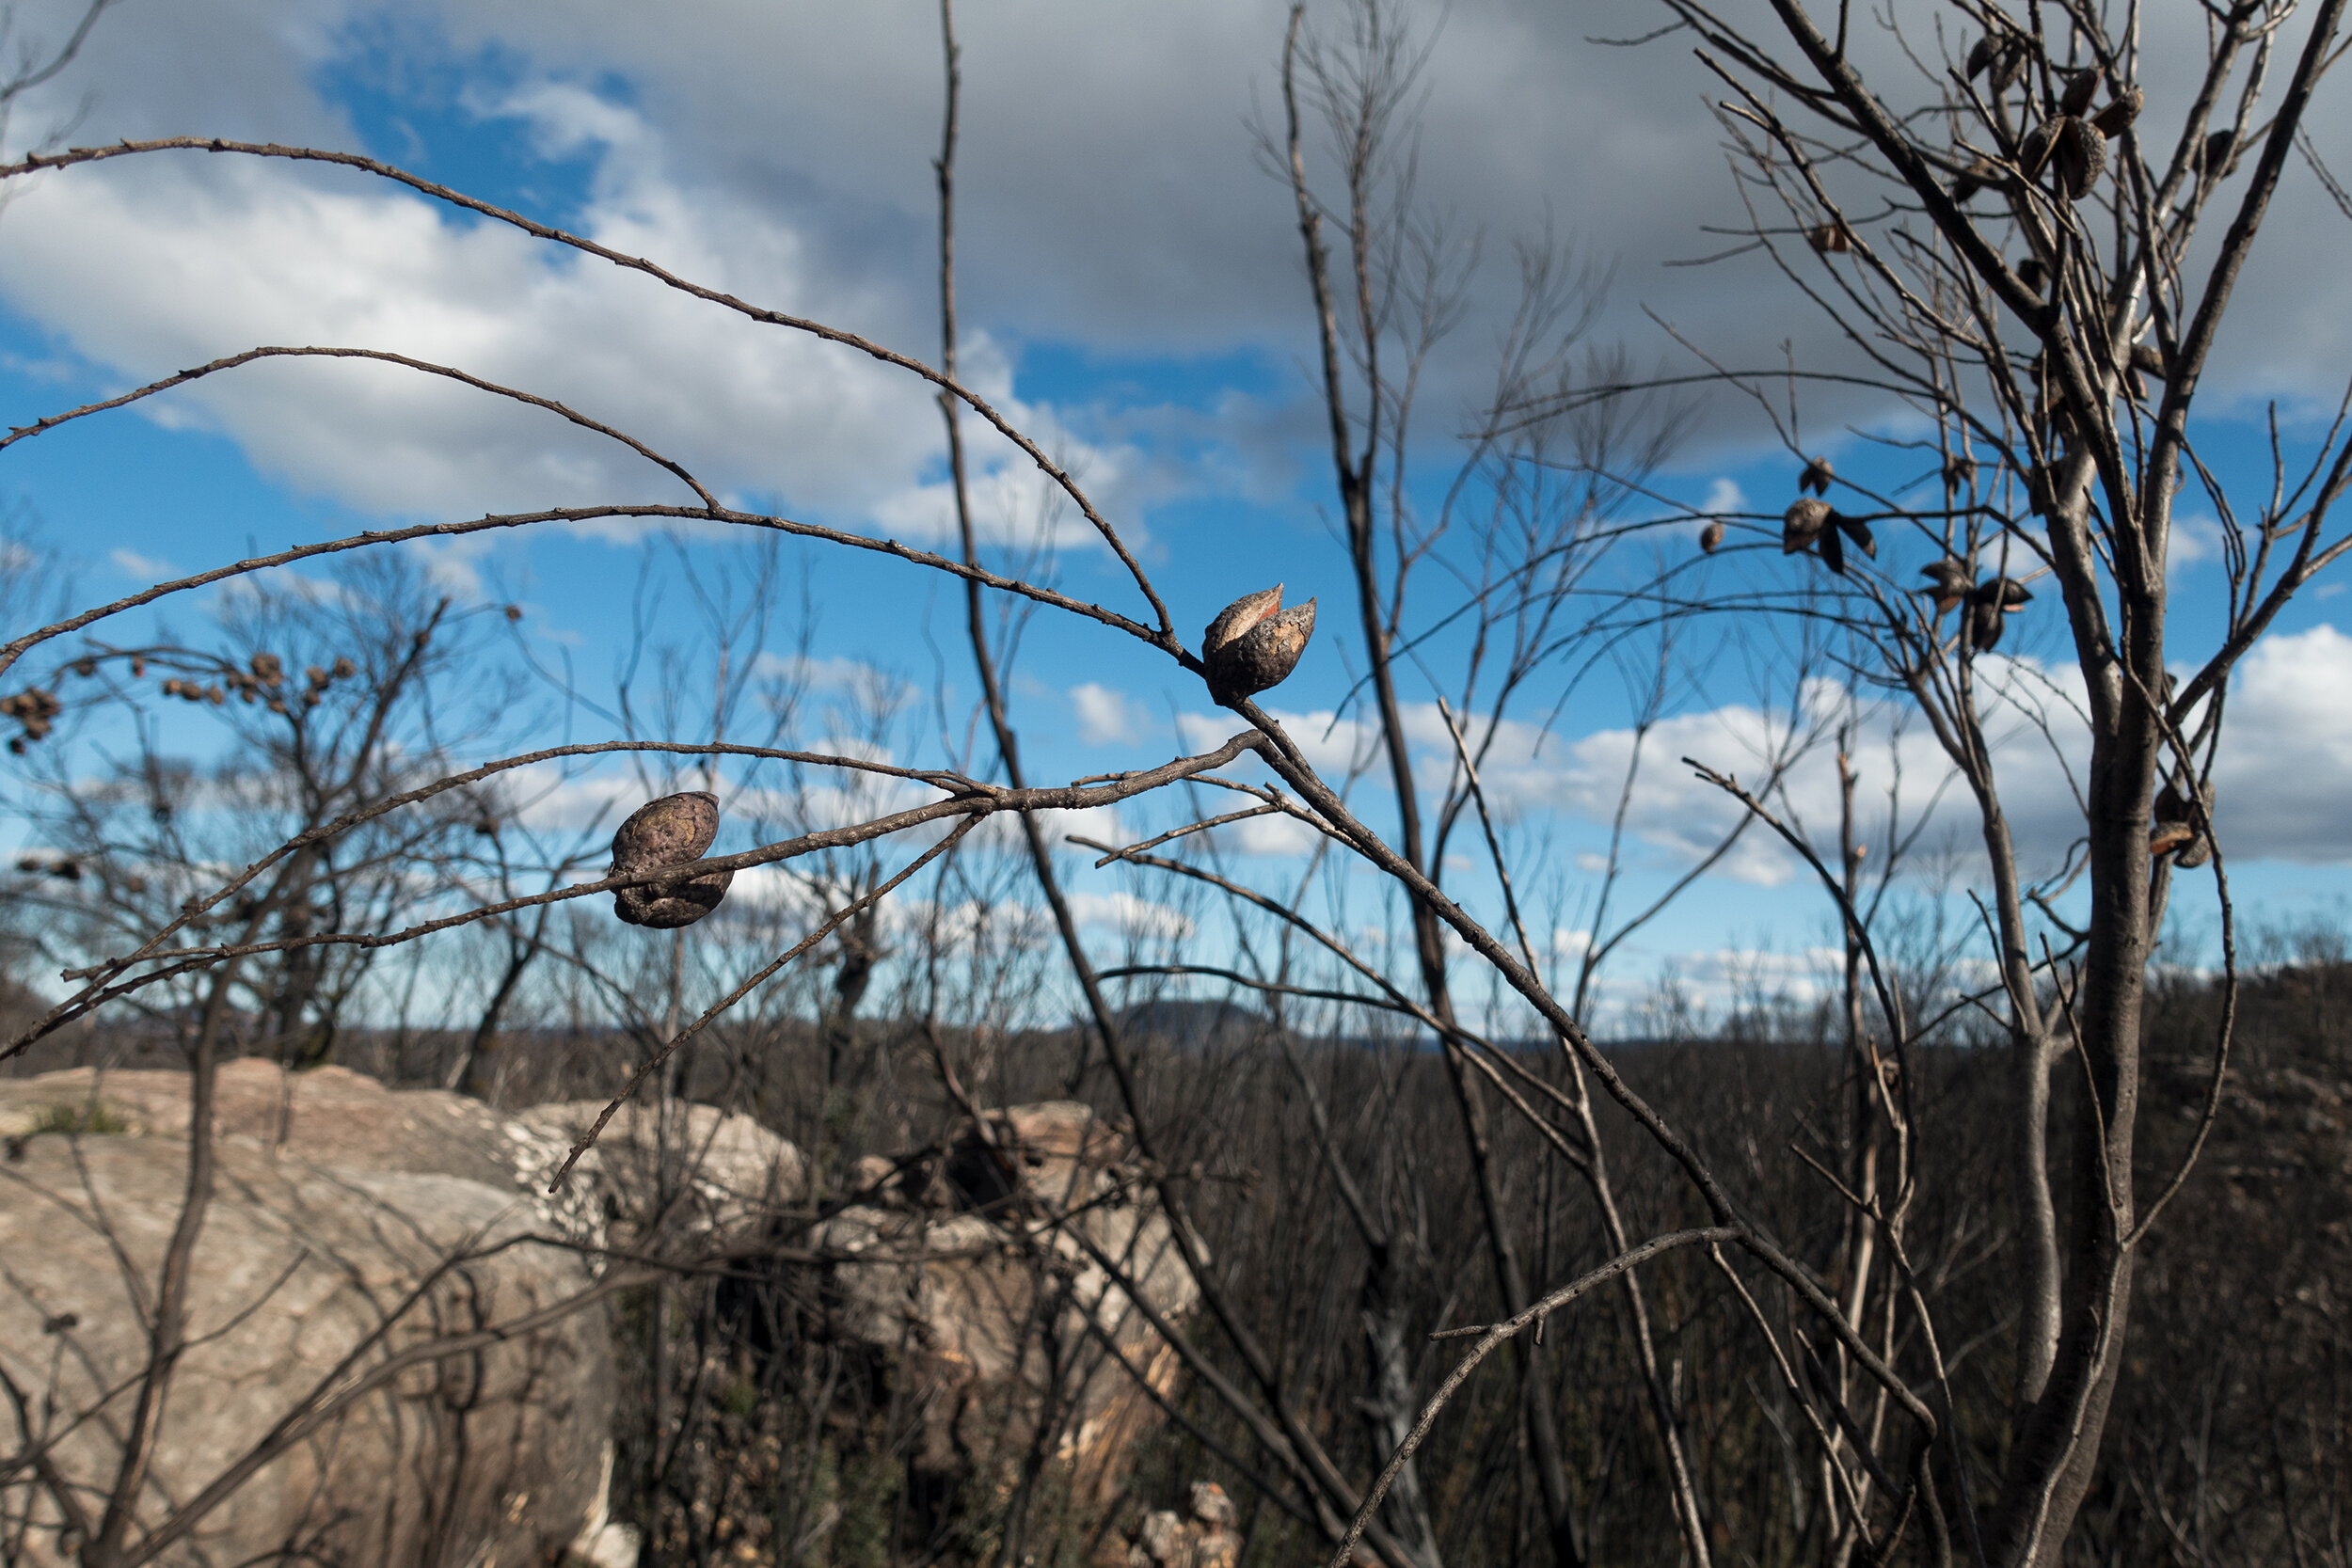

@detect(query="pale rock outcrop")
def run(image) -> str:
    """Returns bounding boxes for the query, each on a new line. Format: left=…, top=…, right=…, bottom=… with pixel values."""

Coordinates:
left=0, top=1059, right=602, bottom=1243
left=0, top=1133, right=612, bottom=1567
left=0, top=1060, right=811, bottom=1565
left=1128, top=1481, right=1242, bottom=1568
left=516, top=1097, right=804, bottom=1243
left=814, top=1101, right=1199, bottom=1503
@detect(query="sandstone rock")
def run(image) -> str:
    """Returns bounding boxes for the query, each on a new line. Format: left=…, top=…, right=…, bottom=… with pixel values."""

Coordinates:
left=1128, top=1481, right=1242, bottom=1568
left=0, top=1061, right=809, bottom=1566
left=0, top=1061, right=809, bottom=1254
left=813, top=1101, right=1198, bottom=1504
left=0, top=1059, right=602, bottom=1243
left=517, top=1097, right=804, bottom=1243
left=0, top=1133, right=612, bottom=1566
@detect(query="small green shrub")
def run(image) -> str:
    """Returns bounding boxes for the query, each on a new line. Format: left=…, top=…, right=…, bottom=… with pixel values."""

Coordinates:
left=27, top=1101, right=131, bottom=1135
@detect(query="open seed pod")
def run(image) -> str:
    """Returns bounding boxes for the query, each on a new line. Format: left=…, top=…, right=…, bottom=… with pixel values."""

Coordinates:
left=1966, top=595, right=2009, bottom=651
left=2151, top=779, right=2217, bottom=866
left=1782, top=498, right=1831, bottom=553
left=2091, top=86, right=2142, bottom=138
left=1988, top=40, right=2027, bottom=96
left=1919, top=557, right=1972, bottom=615
left=1203, top=585, right=1317, bottom=705
left=2059, top=69, right=2099, bottom=117
left=610, top=789, right=735, bottom=930
left=2018, top=118, right=2060, bottom=179
left=2052, top=116, right=2106, bottom=199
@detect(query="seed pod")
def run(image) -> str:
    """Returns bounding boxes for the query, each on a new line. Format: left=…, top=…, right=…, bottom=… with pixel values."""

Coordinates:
left=1944, top=453, right=1979, bottom=488
left=610, top=789, right=733, bottom=930
left=1964, top=35, right=1997, bottom=79
left=2016, top=257, right=2048, bottom=297
left=1989, top=40, right=2027, bottom=95
left=2019, top=118, right=2060, bottom=179
left=1820, top=517, right=1847, bottom=576
left=1203, top=585, right=1316, bottom=705
left=1966, top=595, right=2010, bottom=651
left=1801, top=455, right=1835, bottom=495
left=612, top=789, right=722, bottom=872
left=1806, top=223, right=1854, bottom=254
left=1919, top=558, right=1972, bottom=615
left=2052, top=116, right=2105, bottom=199
left=1699, top=519, right=1726, bottom=554
left=250, top=652, right=283, bottom=687
left=2059, top=70, right=2099, bottom=117
left=1782, top=498, right=1831, bottom=554
left=2152, top=779, right=2217, bottom=865
left=1967, top=576, right=2034, bottom=650
left=503, top=605, right=523, bottom=623
left=2131, top=341, right=2169, bottom=379
left=614, top=875, right=732, bottom=929
left=1836, top=511, right=1877, bottom=559
left=1202, top=587, right=1281, bottom=659
left=1973, top=577, right=2033, bottom=610
left=2091, top=86, right=2142, bottom=138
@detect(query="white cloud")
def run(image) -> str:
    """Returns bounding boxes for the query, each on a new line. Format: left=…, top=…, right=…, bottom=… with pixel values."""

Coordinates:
left=402, top=535, right=490, bottom=597
left=2169, top=515, right=2225, bottom=575
left=8, top=0, right=2351, bottom=489
left=1070, top=680, right=1139, bottom=744
left=110, top=546, right=173, bottom=580
left=0, top=104, right=1136, bottom=550
left=750, top=652, right=904, bottom=699
left=2206, top=624, right=2352, bottom=863
left=1066, top=890, right=1193, bottom=942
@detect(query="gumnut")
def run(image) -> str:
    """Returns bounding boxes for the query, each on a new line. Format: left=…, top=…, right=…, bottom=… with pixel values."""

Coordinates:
left=610, top=789, right=734, bottom=930
left=2091, top=86, right=2142, bottom=138
left=1782, top=498, right=1831, bottom=554
left=1202, top=585, right=1316, bottom=706
left=2051, top=116, right=2105, bottom=200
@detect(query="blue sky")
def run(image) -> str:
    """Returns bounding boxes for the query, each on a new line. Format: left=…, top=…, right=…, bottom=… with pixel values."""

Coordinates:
left=4, top=0, right=2352, bottom=1029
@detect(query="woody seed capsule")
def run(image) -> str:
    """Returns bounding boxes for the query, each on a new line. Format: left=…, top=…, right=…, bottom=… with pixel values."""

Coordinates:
left=2052, top=117, right=2105, bottom=200
left=611, top=789, right=734, bottom=930
left=1202, top=585, right=1317, bottom=706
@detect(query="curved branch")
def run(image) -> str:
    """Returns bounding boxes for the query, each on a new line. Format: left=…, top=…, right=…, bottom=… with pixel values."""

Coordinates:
left=1322, top=1227, right=1741, bottom=1568
left=0, top=135, right=1176, bottom=640
left=2, top=344, right=721, bottom=508
left=0, top=502, right=1186, bottom=683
